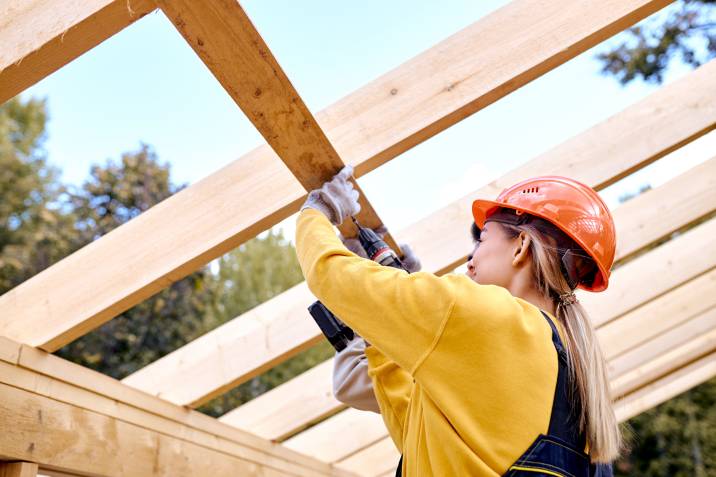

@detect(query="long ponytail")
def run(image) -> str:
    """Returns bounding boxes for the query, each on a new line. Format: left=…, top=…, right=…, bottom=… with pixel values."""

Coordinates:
left=501, top=221, right=622, bottom=463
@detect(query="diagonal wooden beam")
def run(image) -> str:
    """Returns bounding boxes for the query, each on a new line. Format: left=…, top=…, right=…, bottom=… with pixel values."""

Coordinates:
left=156, top=0, right=396, bottom=248
left=0, top=337, right=354, bottom=477
left=283, top=409, right=388, bottom=464
left=0, top=0, right=677, bottom=352
left=123, top=145, right=716, bottom=409
left=610, top=308, right=716, bottom=398
left=0, top=0, right=157, bottom=104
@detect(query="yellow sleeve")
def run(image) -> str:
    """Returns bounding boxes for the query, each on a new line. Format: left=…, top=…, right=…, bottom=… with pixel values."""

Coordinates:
left=365, top=345, right=413, bottom=452
left=296, top=208, right=456, bottom=374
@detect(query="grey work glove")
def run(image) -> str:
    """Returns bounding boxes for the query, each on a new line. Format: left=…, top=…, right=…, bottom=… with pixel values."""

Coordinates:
left=340, top=228, right=422, bottom=273
left=333, top=335, right=381, bottom=413
left=301, top=165, right=361, bottom=225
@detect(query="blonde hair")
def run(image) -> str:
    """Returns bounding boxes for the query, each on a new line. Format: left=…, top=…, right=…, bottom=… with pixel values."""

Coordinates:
left=500, top=221, right=622, bottom=463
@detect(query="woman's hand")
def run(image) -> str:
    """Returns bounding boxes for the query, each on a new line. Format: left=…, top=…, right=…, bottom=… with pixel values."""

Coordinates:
left=301, top=165, right=361, bottom=225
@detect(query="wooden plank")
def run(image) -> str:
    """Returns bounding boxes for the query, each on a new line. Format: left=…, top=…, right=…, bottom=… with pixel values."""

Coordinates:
left=0, top=337, right=21, bottom=365
left=12, top=343, right=343, bottom=476
left=126, top=184, right=716, bottom=409
left=610, top=156, right=716, bottom=263
left=0, top=0, right=156, bottom=104
left=283, top=409, right=387, bottom=463
left=615, top=352, right=716, bottom=422
left=223, top=268, right=716, bottom=443
left=0, top=360, right=358, bottom=477
left=334, top=437, right=399, bottom=477
left=0, top=0, right=679, bottom=352
left=0, top=462, right=38, bottom=477
left=122, top=282, right=326, bottom=407
left=156, top=0, right=397, bottom=251
left=0, top=382, right=287, bottom=477
left=218, top=360, right=344, bottom=442
left=610, top=309, right=716, bottom=397
left=599, top=268, right=716, bottom=360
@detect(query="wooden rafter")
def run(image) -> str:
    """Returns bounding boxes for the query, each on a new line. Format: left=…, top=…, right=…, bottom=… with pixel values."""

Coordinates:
left=122, top=64, right=716, bottom=409
left=0, top=0, right=674, bottom=352
left=156, top=0, right=399, bottom=249
left=615, top=351, right=716, bottom=422
left=0, top=337, right=354, bottom=477
left=0, top=0, right=156, bottom=104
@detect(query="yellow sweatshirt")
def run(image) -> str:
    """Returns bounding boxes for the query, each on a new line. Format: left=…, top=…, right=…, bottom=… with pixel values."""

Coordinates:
left=296, top=209, right=564, bottom=476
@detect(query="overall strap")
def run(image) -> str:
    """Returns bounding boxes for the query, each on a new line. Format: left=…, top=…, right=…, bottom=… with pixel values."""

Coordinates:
left=540, top=310, right=587, bottom=451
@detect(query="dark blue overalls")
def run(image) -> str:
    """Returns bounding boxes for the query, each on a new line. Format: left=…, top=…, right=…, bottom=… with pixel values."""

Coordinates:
left=395, top=311, right=614, bottom=476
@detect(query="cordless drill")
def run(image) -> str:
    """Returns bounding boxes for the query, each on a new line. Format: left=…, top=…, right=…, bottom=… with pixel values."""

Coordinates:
left=308, top=218, right=408, bottom=351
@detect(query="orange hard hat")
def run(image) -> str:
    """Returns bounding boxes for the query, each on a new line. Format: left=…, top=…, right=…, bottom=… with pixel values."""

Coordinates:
left=472, top=176, right=616, bottom=292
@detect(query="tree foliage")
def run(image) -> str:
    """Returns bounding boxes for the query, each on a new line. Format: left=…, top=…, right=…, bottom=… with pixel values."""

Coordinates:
left=2, top=96, right=332, bottom=414
left=597, top=0, right=716, bottom=84
left=0, top=98, right=77, bottom=293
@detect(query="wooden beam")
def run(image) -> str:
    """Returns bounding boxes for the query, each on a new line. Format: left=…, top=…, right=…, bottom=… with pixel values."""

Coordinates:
left=610, top=308, right=716, bottom=397
left=0, top=462, right=38, bottom=477
left=283, top=409, right=387, bottom=464
left=0, top=340, right=352, bottom=477
left=0, top=0, right=156, bottom=104
left=599, top=268, right=716, bottom=360
left=156, top=0, right=396, bottom=250
left=125, top=156, right=716, bottom=408
left=615, top=351, right=716, bottom=422
left=218, top=360, right=345, bottom=442
left=334, top=437, right=399, bottom=477
left=0, top=0, right=679, bottom=352
left=0, top=380, right=293, bottom=477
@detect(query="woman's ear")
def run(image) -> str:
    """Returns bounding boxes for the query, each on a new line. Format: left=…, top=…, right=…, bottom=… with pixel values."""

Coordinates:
left=512, top=231, right=532, bottom=267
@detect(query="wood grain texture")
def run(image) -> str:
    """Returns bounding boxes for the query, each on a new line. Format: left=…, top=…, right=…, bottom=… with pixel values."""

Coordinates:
left=615, top=352, right=716, bottom=422
left=0, top=0, right=678, bottom=351
left=6, top=343, right=351, bottom=477
left=0, top=462, right=38, bottom=477
left=156, top=0, right=398, bottom=249
left=0, top=0, right=156, bottom=104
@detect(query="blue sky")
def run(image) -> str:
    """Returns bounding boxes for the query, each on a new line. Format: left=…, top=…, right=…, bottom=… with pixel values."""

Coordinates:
left=19, top=1, right=714, bottom=239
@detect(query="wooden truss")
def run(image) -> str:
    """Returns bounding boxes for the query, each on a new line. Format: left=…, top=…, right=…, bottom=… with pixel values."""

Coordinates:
left=2, top=0, right=715, bottom=475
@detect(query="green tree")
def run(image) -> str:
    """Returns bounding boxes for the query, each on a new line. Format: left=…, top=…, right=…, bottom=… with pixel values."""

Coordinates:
left=0, top=97, right=78, bottom=294
left=616, top=380, right=716, bottom=476
left=55, top=145, right=215, bottom=378
left=597, top=0, right=716, bottom=84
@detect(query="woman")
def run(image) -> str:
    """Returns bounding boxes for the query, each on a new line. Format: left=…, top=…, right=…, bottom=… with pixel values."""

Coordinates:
left=297, top=166, right=621, bottom=476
